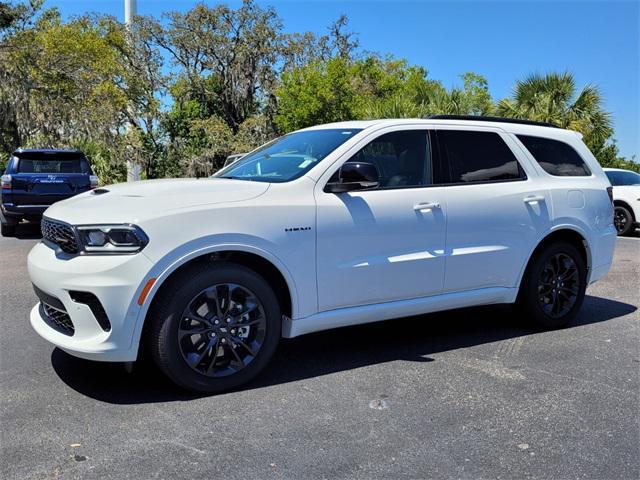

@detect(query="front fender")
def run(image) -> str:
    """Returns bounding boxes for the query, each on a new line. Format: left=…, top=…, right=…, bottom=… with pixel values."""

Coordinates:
left=125, top=234, right=300, bottom=357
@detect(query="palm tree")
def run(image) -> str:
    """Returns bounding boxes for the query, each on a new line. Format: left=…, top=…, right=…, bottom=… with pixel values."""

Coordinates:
left=363, top=84, right=484, bottom=120
left=363, top=94, right=429, bottom=119
left=496, top=72, right=612, bottom=146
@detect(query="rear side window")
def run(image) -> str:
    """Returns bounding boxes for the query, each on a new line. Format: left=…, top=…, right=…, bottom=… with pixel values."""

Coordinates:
left=437, top=130, right=524, bottom=184
left=16, top=153, right=90, bottom=174
left=517, top=135, right=590, bottom=177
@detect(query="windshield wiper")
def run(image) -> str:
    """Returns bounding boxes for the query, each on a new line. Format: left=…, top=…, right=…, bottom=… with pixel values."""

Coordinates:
left=219, top=176, right=253, bottom=181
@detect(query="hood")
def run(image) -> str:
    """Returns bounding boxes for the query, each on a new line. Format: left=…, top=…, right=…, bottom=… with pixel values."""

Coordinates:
left=44, top=178, right=270, bottom=225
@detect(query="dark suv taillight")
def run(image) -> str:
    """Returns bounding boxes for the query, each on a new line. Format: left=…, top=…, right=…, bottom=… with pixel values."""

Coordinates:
left=606, top=186, right=614, bottom=204
left=1, top=174, right=11, bottom=190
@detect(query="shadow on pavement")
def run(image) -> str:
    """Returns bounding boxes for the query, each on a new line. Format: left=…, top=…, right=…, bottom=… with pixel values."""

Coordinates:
left=51, top=295, right=636, bottom=404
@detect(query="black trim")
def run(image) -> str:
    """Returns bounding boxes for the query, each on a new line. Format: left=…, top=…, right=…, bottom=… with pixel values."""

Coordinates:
left=429, top=130, right=447, bottom=185
left=69, top=291, right=111, bottom=332
left=432, top=177, right=529, bottom=188
left=33, top=284, right=65, bottom=311
left=426, top=115, right=558, bottom=129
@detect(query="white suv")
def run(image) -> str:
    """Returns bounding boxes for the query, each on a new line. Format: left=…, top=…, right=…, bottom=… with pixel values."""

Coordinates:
left=28, top=116, right=617, bottom=392
left=603, top=168, right=640, bottom=236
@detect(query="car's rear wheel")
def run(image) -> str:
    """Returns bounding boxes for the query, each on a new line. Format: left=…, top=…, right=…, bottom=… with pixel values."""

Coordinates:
left=518, top=241, right=587, bottom=328
left=613, top=205, right=633, bottom=236
left=1, top=220, right=16, bottom=237
left=147, top=262, right=281, bottom=393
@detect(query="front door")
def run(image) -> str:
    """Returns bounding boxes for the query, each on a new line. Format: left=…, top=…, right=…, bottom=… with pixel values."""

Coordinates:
left=315, top=128, right=447, bottom=311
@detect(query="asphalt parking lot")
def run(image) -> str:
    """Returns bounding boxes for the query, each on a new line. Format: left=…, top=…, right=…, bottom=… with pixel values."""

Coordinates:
left=1, top=224, right=638, bottom=480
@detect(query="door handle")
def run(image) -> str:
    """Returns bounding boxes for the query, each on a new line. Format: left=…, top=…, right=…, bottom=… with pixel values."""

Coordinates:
left=414, top=201, right=441, bottom=211
left=524, top=195, right=545, bottom=204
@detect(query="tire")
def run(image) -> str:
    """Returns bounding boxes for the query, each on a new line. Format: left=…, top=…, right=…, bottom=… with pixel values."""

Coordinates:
left=146, top=262, right=281, bottom=393
left=518, top=241, right=587, bottom=329
left=613, top=205, right=633, bottom=236
left=1, top=222, right=16, bottom=237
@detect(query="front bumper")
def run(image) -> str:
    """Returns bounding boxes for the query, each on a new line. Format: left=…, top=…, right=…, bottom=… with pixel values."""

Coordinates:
left=28, top=241, right=155, bottom=361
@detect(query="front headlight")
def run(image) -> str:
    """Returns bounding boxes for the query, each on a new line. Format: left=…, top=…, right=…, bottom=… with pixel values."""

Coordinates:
left=76, top=224, right=149, bottom=254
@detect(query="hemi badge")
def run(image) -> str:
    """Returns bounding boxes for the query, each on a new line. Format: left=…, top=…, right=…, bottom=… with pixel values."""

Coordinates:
left=284, top=227, right=311, bottom=232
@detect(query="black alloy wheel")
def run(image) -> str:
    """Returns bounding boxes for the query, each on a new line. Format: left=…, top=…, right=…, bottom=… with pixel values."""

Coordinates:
left=537, top=253, right=580, bottom=319
left=147, top=262, right=281, bottom=393
left=518, top=241, right=587, bottom=328
left=613, top=206, right=633, bottom=236
left=178, top=283, right=267, bottom=378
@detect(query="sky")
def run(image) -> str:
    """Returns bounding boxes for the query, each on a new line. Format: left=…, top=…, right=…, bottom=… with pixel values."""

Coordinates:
left=48, top=0, right=639, bottom=159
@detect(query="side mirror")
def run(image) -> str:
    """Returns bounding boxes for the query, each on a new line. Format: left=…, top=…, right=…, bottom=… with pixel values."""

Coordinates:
left=325, top=162, right=380, bottom=193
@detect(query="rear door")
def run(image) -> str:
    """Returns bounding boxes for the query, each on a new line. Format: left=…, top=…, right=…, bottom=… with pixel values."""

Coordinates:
left=434, top=127, right=552, bottom=292
left=11, top=152, right=92, bottom=207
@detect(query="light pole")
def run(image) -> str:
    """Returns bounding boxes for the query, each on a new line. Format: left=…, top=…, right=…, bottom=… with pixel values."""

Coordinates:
left=124, top=0, right=137, bottom=25
left=124, top=0, right=141, bottom=182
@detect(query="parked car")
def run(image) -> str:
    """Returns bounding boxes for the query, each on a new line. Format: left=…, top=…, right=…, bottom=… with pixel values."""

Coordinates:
left=223, top=153, right=246, bottom=168
left=28, top=116, right=616, bottom=392
left=1, top=149, right=97, bottom=236
left=603, top=168, right=640, bottom=236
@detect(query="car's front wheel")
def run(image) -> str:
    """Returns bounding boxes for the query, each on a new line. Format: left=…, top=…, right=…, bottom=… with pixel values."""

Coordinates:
left=613, top=205, right=633, bottom=236
left=518, top=241, right=587, bottom=329
left=147, top=262, right=281, bottom=393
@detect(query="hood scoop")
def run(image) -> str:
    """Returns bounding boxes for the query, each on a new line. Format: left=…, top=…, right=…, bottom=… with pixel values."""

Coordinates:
left=92, top=188, right=110, bottom=195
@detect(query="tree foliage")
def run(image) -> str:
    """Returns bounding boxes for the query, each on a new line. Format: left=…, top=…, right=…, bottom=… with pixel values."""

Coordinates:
left=0, top=0, right=636, bottom=178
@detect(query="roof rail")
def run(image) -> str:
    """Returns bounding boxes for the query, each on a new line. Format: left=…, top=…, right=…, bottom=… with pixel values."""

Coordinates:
left=425, top=115, right=558, bottom=128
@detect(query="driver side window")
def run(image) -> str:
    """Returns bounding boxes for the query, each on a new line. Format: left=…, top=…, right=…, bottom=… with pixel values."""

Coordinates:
left=339, top=130, right=432, bottom=189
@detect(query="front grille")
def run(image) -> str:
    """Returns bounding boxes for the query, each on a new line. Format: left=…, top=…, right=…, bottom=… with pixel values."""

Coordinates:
left=41, top=218, right=79, bottom=254
left=40, top=302, right=75, bottom=336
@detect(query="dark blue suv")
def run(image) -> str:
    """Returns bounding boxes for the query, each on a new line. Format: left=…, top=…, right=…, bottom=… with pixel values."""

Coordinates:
left=1, top=149, right=97, bottom=236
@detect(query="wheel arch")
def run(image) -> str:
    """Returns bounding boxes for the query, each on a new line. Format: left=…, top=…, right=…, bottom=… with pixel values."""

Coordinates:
left=613, top=199, right=636, bottom=221
left=130, top=243, right=299, bottom=357
left=516, top=227, right=591, bottom=292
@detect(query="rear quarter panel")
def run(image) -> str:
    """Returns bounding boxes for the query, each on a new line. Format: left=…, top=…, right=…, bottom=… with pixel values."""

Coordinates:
left=511, top=131, right=616, bottom=281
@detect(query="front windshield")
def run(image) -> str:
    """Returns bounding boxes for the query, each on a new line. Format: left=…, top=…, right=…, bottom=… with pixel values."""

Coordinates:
left=606, top=170, right=640, bottom=186
left=215, top=128, right=362, bottom=183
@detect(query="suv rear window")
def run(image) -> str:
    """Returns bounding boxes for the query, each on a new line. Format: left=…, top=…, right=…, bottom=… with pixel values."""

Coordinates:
left=16, top=153, right=90, bottom=174
left=437, top=130, right=524, bottom=183
left=517, top=135, right=590, bottom=177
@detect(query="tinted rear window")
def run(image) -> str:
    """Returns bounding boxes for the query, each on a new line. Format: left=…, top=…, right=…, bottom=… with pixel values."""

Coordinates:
left=437, top=130, right=524, bottom=183
left=16, top=153, right=90, bottom=174
left=517, top=135, right=590, bottom=177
